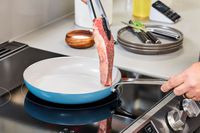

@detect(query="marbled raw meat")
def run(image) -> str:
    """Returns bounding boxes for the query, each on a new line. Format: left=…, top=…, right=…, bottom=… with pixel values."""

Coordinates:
left=93, top=18, right=114, bottom=86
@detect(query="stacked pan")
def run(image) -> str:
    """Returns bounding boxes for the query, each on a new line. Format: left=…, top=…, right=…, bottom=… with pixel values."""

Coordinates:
left=117, top=25, right=183, bottom=55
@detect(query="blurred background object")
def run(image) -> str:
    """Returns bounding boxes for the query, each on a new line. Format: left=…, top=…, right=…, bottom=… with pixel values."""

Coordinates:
left=0, top=0, right=74, bottom=43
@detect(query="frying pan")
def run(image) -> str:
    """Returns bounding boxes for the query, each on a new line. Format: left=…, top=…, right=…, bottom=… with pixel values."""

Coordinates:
left=23, top=57, right=121, bottom=104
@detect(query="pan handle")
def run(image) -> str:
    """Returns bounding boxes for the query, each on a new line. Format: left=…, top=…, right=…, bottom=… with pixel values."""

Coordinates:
left=120, top=78, right=166, bottom=85
left=112, top=78, right=166, bottom=92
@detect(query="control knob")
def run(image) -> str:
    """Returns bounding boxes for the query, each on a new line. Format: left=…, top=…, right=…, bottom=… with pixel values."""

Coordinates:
left=182, top=99, right=200, bottom=117
left=167, top=110, right=187, bottom=131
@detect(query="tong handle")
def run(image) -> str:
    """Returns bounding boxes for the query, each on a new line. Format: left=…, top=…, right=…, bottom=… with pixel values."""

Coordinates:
left=96, top=0, right=107, bottom=18
left=96, top=0, right=111, bottom=30
left=87, top=0, right=96, bottom=20
left=87, top=0, right=112, bottom=40
left=87, top=0, right=108, bottom=20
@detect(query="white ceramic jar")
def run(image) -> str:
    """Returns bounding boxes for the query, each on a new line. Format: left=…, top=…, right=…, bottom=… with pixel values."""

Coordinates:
left=75, top=0, right=113, bottom=28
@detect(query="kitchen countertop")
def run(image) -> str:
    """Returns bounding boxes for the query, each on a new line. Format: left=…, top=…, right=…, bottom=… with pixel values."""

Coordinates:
left=15, top=0, right=200, bottom=79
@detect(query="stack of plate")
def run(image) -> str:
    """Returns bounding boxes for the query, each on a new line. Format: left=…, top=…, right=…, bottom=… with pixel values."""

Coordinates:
left=117, top=25, right=183, bottom=55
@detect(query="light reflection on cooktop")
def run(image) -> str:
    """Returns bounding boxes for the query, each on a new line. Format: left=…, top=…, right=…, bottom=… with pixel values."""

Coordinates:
left=24, top=91, right=120, bottom=125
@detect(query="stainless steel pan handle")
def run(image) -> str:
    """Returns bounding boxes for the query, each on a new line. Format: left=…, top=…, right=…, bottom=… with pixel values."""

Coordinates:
left=112, top=78, right=166, bottom=92
left=119, top=78, right=166, bottom=85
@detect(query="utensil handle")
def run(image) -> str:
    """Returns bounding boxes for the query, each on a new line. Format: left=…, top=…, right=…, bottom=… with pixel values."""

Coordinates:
left=87, top=0, right=97, bottom=19
left=151, top=30, right=180, bottom=40
left=136, top=31, right=151, bottom=44
left=127, top=27, right=151, bottom=44
left=96, top=0, right=107, bottom=18
left=112, top=78, right=166, bottom=92
left=146, top=31, right=162, bottom=44
left=120, top=78, right=166, bottom=85
left=135, top=32, right=146, bottom=43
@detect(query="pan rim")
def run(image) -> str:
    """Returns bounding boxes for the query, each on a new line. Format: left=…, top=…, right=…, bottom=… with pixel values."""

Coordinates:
left=23, top=56, right=121, bottom=95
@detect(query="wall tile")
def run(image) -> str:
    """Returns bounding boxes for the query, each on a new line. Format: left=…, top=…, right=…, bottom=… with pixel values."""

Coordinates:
left=0, top=0, right=74, bottom=43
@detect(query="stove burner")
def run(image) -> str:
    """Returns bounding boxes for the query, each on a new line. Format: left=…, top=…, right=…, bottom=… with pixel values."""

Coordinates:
left=0, top=87, right=11, bottom=107
left=27, top=91, right=119, bottom=109
left=24, top=92, right=120, bottom=125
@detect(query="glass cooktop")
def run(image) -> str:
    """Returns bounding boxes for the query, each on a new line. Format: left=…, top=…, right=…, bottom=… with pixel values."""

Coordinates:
left=0, top=41, right=167, bottom=133
left=0, top=83, right=166, bottom=133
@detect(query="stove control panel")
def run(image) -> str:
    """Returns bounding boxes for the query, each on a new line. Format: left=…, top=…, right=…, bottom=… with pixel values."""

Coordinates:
left=137, top=121, right=158, bottom=133
left=167, top=110, right=187, bottom=131
left=122, top=93, right=200, bottom=133
left=167, top=98, right=200, bottom=132
left=182, top=99, right=200, bottom=117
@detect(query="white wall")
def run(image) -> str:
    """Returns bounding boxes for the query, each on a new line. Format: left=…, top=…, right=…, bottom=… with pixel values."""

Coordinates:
left=0, top=0, right=74, bottom=43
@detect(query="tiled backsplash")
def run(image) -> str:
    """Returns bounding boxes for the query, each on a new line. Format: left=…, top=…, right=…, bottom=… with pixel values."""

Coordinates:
left=0, top=0, right=74, bottom=43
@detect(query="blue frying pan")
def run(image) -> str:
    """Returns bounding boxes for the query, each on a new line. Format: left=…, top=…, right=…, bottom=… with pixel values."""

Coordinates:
left=23, top=57, right=121, bottom=104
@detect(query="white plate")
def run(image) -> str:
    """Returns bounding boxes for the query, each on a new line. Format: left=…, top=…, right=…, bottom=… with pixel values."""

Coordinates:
left=23, top=57, right=121, bottom=94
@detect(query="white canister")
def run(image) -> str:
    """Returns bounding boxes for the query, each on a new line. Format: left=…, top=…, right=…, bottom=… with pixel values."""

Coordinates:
left=75, top=0, right=113, bottom=28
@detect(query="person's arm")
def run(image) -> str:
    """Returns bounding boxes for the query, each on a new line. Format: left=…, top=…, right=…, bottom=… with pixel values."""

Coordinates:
left=161, top=62, right=200, bottom=101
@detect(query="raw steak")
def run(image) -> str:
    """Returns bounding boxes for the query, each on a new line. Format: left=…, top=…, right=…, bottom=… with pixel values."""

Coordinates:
left=98, top=118, right=112, bottom=133
left=93, top=18, right=114, bottom=86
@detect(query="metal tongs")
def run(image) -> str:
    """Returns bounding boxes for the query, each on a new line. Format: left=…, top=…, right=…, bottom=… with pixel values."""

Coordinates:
left=87, top=0, right=111, bottom=40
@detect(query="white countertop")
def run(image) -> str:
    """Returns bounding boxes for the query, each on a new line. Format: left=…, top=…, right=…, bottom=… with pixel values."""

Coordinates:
left=15, top=0, right=200, bottom=79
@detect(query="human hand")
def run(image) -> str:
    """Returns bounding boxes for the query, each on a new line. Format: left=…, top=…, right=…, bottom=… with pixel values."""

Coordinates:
left=81, top=0, right=87, bottom=4
left=161, top=62, right=200, bottom=101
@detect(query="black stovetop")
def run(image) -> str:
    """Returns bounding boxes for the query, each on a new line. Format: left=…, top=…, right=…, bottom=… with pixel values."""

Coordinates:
left=0, top=41, right=167, bottom=133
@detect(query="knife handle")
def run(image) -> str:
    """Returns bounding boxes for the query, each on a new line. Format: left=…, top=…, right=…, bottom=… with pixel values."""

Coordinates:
left=127, top=27, right=151, bottom=44
left=135, top=31, right=151, bottom=44
left=145, top=31, right=161, bottom=44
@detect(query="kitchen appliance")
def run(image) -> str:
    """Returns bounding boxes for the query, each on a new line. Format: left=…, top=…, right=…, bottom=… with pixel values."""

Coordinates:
left=23, top=57, right=121, bottom=104
left=0, top=41, right=64, bottom=96
left=23, top=56, right=166, bottom=105
left=122, top=95, right=200, bottom=133
left=0, top=41, right=200, bottom=133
